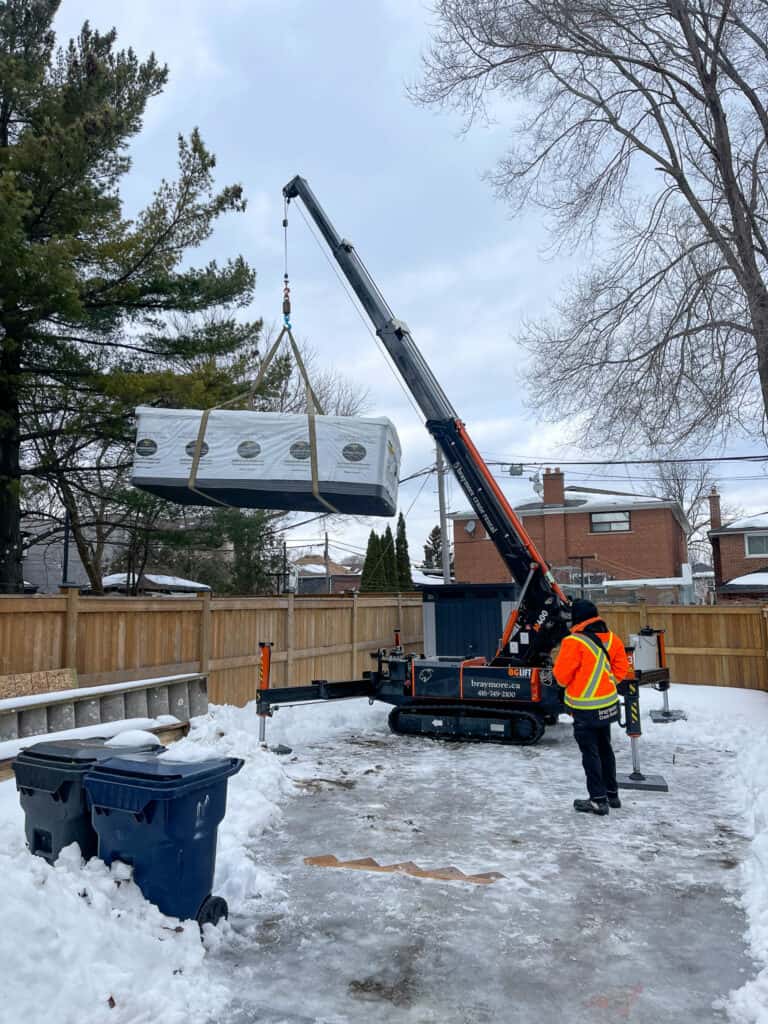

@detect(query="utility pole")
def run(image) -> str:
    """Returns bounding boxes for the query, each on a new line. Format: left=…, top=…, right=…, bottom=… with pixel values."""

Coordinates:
left=61, top=508, right=71, bottom=586
left=567, top=553, right=597, bottom=599
left=436, top=445, right=451, bottom=584
left=324, top=530, right=331, bottom=594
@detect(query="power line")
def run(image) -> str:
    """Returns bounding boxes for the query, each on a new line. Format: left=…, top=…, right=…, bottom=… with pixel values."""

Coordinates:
left=486, top=454, right=768, bottom=468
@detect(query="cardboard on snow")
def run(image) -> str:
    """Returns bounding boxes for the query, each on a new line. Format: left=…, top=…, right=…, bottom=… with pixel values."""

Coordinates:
left=131, top=406, right=401, bottom=516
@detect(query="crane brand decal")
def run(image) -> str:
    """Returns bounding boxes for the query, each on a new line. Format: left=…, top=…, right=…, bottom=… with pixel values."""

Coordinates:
left=135, top=438, right=157, bottom=457
left=467, top=677, right=523, bottom=699
left=418, top=668, right=433, bottom=683
left=342, top=442, right=367, bottom=462
left=185, top=441, right=209, bottom=458
left=237, top=440, right=262, bottom=459
left=290, top=440, right=312, bottom=460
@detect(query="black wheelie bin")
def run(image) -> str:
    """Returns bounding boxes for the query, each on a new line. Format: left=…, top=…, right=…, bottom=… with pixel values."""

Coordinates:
left=84, top=754, right=243, bottom=927
left=11, top=737, right=163, bottom=863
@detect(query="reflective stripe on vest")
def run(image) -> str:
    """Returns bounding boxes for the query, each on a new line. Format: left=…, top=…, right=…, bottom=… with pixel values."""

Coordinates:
left=563, top=633, right=620, bottom=711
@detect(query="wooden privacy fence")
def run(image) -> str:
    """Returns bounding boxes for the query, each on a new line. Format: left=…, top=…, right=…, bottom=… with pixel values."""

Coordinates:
left=1, top=595, right=767, bottom=703
left=604, top=603, right=768, bottom=691
left=0, top=592, right=423, bottom=707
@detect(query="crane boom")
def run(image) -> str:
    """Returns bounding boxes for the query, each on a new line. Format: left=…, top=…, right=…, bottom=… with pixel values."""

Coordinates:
left=283, top=175, right=569, bottom=661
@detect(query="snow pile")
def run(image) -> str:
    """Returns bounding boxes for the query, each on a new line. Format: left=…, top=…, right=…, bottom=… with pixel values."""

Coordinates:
left=0, top=716, right=181, bottom=762
left=0, top=696, right=384, bottom=1024
left=105, top=729, right=163, bottom=748
left=722, top=709, right=768, bottom=1023
left=644, top=687, right=768, bottom=1024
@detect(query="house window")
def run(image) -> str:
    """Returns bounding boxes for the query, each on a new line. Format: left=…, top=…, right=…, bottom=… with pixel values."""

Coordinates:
left=745, top=534, right=768, bottom=557
left=590, top=511, right=631, bottom=533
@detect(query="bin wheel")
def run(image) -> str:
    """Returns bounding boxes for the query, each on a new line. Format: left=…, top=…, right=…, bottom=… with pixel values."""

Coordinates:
left=196, top=895, right=228, bottom=929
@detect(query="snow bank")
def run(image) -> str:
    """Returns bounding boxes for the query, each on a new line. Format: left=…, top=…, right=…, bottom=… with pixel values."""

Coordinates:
left=719, top=703, right=768, bottom=1023
left=644, top=685, right=768, bottom=1023
left=0, top=696, right=384, bottom=1024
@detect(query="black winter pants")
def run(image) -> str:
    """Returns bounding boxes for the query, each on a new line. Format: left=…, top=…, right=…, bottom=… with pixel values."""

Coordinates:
left=573, top=719, right=618, bottom=801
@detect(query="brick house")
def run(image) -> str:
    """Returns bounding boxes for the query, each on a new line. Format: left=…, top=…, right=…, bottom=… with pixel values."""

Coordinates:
left=450, top=467, right=690, bottom=587
left=708, top=488, right=768, bottom=602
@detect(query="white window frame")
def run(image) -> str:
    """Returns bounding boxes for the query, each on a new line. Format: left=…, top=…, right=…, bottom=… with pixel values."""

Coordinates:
left=590, top=510, right=631, bottom=534
left=745, top=533, right=768, bottom=558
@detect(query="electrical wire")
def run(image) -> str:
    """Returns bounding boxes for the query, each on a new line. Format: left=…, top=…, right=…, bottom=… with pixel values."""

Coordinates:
left=486, top=454, right=768, bottom=467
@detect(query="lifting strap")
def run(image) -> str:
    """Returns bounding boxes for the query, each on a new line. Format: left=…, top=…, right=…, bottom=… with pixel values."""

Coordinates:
left=186, top=325, right=338, bottom=513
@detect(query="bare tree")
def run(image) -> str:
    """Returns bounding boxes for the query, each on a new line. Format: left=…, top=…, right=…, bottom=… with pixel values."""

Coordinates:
left=415, top=1, right=768, bottom=450
left=650, top=459, right=744, bottom=562
left=257, top=328, right=370, bottom=417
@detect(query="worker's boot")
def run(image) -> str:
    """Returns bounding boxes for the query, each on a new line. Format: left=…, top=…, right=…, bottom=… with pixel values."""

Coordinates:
left=573, top=798, right=609, bottom=816
left=607, top=792, right=622, bottom=809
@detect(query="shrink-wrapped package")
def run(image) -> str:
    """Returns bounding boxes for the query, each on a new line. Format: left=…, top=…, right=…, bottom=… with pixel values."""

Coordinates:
left=131, top=407, right=401, bottom=515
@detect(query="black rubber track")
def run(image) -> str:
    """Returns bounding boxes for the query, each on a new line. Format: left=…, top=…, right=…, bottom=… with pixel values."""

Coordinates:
left=387, top=704, right=546, bottom=746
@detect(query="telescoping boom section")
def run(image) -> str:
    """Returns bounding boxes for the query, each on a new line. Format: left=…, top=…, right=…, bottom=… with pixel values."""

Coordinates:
left=257, top=177, right=572, bottom=745
left=282, top=175, right=570, bottom=667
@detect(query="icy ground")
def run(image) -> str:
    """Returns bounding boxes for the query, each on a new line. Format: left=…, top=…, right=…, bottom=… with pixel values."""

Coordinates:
left=2, top=686, right=768, bottom=1024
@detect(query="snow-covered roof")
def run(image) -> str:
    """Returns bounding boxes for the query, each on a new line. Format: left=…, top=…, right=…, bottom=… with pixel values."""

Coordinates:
left=411, top=569, right=447, bottom=586
left=729, top=516, right=768, bottom=532
left=708, top=512, right=768, bottom=536
left=723, top=572, right=768, bottom=588
left=102, top=572, right=210, bottom=591
left=450, top=493, right=689, bottom=532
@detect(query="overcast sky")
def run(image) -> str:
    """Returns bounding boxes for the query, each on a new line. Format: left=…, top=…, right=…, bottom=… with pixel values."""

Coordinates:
left=54, top=1, right=767, bottom=566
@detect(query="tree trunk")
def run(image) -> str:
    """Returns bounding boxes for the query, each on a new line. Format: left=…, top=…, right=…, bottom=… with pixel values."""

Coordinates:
left=749, top=285, right=768, bottom=428
left=0, top=333, right=23, bottom=593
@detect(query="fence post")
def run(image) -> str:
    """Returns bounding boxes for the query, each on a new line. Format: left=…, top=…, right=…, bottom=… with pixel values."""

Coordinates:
left=286, top=592, right=295, bottom=683
left=199, top=591, right=211, bottom=674
left=639, top=600, right=649, bottom=629
left=762, top=607, right=768, bottom=692
left=351, top=592, right=359, bottom=677
left=396, top=591, right=403, bottom=638
left=60, top=585, right=79, bottom=674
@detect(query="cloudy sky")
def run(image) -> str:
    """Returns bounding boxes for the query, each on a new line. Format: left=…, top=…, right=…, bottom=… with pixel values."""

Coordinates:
left=54, top=1, right=767, bottom=566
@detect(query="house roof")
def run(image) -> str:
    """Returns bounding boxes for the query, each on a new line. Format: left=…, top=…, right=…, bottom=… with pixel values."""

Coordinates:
left=450, top=493, right=690, bottom=533
left=102, top=573, right=210, bottom=592
left=709, top=512, right=768, bottom=536
left=719, top=570, right=768, bottom=592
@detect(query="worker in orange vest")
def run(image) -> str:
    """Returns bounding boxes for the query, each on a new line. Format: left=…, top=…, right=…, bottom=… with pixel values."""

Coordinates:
left=553, top=599, right=631, bottom=816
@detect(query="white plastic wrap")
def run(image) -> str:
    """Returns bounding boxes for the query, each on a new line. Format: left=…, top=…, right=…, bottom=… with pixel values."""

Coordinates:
left=131, top=406, right=401, bottom=516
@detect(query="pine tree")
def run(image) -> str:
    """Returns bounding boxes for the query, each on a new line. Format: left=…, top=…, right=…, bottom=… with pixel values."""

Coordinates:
left=395, top=512, right=413, bottom=590
left=360, top=530, right=380, bottom=593
left=423, top=525, right=442, bottom=570
left=0, top=6, right=259, bottom=591
left=382, top=525, right=398, bottom=592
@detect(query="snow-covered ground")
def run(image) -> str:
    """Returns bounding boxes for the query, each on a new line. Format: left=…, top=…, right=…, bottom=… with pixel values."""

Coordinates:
left=1, top=686, right=768, bottom=1024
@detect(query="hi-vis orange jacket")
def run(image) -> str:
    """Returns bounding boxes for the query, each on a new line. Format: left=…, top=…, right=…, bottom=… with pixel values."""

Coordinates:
left=553, top=617, right=630, bottom=712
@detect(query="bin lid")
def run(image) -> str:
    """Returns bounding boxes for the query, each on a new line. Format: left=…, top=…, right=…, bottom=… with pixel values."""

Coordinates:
left=15, top=737, right=162, bottom=766
left=89, top=754, right=243, bottom=786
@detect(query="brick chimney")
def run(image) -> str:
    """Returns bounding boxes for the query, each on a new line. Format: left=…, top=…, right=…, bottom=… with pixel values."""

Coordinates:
left=708, top=486, right=722, bottom=529
left=708, top=486, right=723, bottom=588
left=543, top=467, right=565, bottom=506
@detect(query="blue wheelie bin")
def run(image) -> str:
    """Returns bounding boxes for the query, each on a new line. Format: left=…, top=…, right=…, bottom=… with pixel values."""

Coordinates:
left=84, top=754, right=243, bottom=926
left=11, top=737, right=163, bottom=863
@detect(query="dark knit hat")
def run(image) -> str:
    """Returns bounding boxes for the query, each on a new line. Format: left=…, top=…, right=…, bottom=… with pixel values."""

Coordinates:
left=570, top=599, right=599, bottom=626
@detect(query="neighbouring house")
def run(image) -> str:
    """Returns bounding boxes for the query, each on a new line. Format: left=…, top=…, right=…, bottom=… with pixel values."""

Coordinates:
left=450, top=467, right=692, bottom=601
left=21, top=517, right=91, bottom=594
left=708, top=488, right=768, bottom=602
left=293, top=555, right=362, bottom=595
left=101, top=573, right=210, bottom=595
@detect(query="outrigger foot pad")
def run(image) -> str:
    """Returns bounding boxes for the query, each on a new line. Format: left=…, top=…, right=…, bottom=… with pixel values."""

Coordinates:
left=650, top=710, right=687, bottom=723
left=616, top=771, right=669, bottom=792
